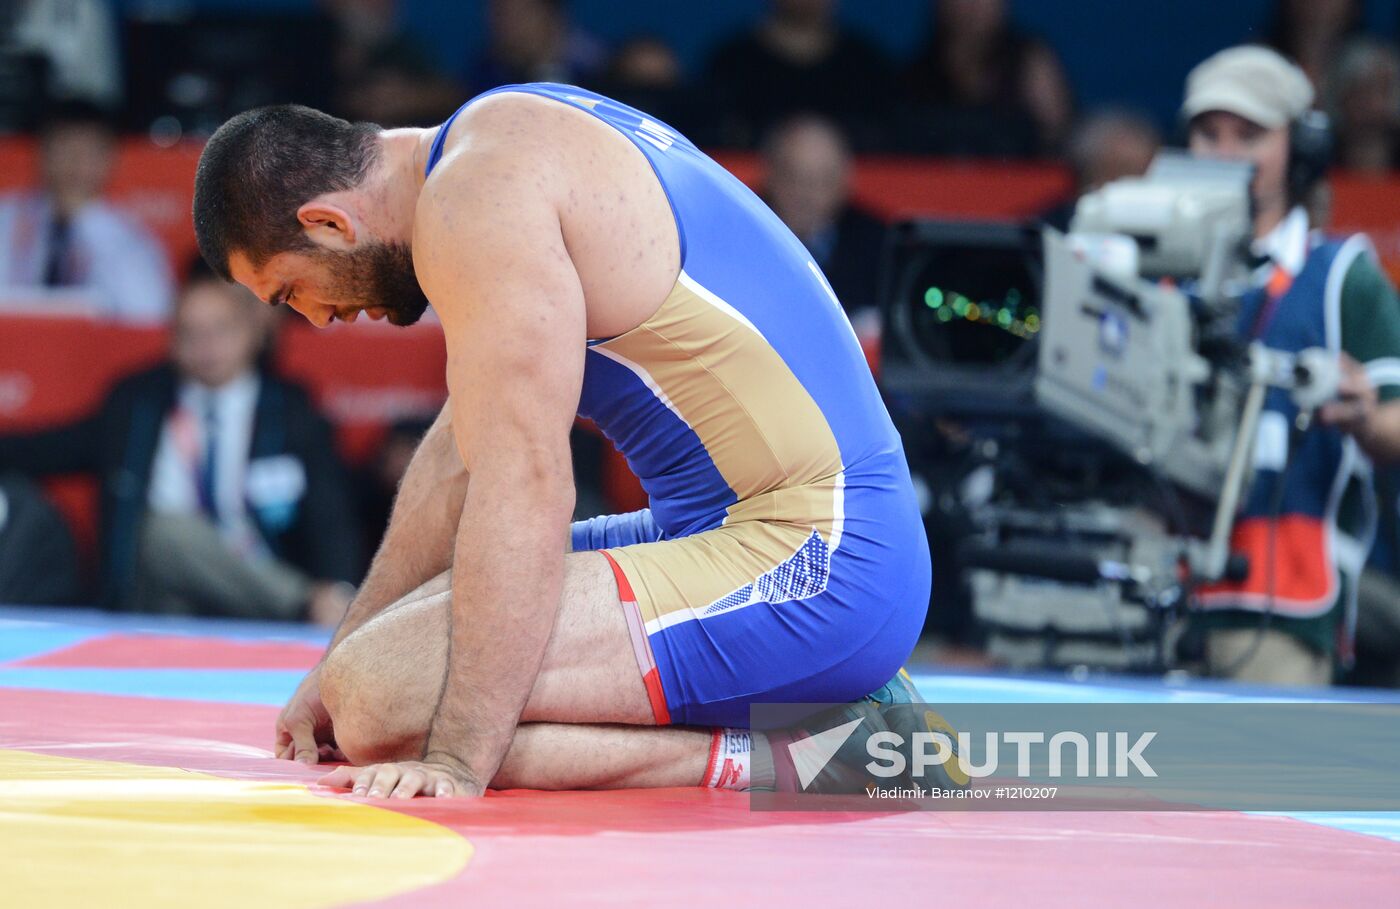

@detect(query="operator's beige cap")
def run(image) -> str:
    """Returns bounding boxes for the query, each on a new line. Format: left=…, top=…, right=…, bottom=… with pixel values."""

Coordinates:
left=1181, top=45, right=1314, bottom=128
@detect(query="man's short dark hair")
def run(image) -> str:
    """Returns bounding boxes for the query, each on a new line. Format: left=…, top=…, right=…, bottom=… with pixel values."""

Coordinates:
left=192, top=105, right=380, bottom=280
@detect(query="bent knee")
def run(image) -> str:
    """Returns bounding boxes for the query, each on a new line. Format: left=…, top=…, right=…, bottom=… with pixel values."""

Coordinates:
left=321, top=638, right=424, bottom=765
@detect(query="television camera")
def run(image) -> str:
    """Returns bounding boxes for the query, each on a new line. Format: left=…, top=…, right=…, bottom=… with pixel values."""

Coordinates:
left=879, top=153, right=1340, bottom=670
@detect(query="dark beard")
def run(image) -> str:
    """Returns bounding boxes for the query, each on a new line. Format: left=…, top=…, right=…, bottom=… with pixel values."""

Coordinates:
left=323, top=241, right=431, bottom=327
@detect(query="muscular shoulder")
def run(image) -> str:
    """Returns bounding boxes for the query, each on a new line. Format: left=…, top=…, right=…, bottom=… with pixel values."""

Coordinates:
left=412, top=99, right=562, bottom=282
left=410, top=94, right=601, bottom=326
left=411, top=90, right=674, bottom=334
left=413, top=95, right=592, bottom=245
left=417, top=92, right=599, bottom=204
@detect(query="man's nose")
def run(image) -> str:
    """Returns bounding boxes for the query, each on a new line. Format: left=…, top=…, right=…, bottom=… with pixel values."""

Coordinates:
left=302, top=305, right=335, bottom=329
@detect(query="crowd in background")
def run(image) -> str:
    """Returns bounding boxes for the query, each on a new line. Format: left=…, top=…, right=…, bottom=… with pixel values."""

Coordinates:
left=11, top=0, right=1400, bottom=324
left=2, top=0, right=1400, bottom=169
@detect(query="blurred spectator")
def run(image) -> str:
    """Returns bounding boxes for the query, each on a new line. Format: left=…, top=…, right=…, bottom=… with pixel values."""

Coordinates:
left=761, top=115, right=886, bottom=318
left=0, top=101, right=174, bottom=323
left=1266, top=0, right=1363, bottom=104
left=10, top=0, right=121, bottom=110
left=469, top=0, right=607, bottom=90
left=594, top=35, right=707, bottom=139
left=1039, top=109, right=1160, bottom=231
left=701, top=0, right=895, bottom=149
left=606, top=35, right=681, bottom=88
left=1327, top=37, right=1400, bottom=174
left=122, top=9, right=335, bottom=137
left=325, top=0, right=416, bottom=76
left=901, top=0, right=1073, bottom=157
left=323, top=0, right=463, bottom=127
left=0, top=265, right=363, bottom=625
left=0, top=474, right=81, bottom=605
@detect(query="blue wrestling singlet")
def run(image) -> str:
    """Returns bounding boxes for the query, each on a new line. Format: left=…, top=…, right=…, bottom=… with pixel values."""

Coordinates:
left=425, top=84, right=930, bottom=726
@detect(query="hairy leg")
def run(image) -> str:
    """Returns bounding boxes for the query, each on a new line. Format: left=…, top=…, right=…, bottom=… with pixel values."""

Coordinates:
left=330, top=722, right=715, bottom=795
left=320, top=551, right=661, bottom=765
left=496, top=722, right=712, bottom=790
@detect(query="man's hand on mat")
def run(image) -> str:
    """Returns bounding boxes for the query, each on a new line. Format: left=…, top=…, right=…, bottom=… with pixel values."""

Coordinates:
left=275, top=667, right=337, bottom=765
left=318, top=757, right=485, bottom=799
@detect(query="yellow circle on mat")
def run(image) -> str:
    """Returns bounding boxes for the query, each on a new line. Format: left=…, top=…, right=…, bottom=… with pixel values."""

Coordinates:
left=0, top=749, right=472, bottom=909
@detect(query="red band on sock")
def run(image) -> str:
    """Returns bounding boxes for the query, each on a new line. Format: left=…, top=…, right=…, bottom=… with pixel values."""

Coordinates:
left=701, top=729, right=752, bottom=789
left=701, top=728, right=723, bottom=786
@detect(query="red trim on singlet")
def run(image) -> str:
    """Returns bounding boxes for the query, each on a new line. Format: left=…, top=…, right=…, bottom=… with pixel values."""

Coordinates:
left=599, top=549, right=671, bottom=725
left=642, top=668, right=671, bottom=726
left=600, top=549, right=637, bottom=601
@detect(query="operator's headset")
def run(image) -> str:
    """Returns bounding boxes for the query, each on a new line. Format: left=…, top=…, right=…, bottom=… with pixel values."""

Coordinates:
left=1285, top=109, right=1334, bottom=204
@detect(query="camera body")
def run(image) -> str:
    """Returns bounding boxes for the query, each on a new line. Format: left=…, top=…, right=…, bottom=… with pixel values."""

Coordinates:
left=880, top=153, right=1336, bottom=671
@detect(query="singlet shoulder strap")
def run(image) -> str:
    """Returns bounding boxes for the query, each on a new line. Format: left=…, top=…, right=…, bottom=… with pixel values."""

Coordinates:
left=424, top=103, right=469, bottom=178
left=424, top=85, right=547, bottom=177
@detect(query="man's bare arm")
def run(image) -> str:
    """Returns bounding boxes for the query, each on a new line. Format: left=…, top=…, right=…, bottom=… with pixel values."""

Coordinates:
left=275, top=401, right=470, bottom=763
left=327, top=403, right=468, bottom=653
left=409, top=115, right=585, bottom=795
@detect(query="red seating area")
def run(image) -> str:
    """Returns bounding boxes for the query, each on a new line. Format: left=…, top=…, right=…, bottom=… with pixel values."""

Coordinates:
left=0, top=315, right=453, bottom=557
left=5, top=137, right=1400, bottom=279
left=6, top=136, right=1400, bottom=564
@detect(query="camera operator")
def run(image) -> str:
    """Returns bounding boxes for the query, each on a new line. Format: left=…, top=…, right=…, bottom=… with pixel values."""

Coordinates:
left=1183, top=46, right=1400, bottom=685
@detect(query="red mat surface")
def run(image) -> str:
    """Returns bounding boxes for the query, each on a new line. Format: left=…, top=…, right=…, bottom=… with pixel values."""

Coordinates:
left=4, top=685, right=1399, bottom=907
left=13, top=633, right=322, bottom=670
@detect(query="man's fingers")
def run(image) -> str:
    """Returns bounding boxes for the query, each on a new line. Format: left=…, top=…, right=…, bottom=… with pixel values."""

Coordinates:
left=318, top=765, right=357, bottom=789
left=349, top=765, right=377, bottom=795
left=317, top=742, right=346, bottom=763
left=289, top=719, right=321, bottom=765
left=318, top=761, right=471, bottom=801
left=391, top=769, right=426, bottom=800
left=274, top=722, right=293, bottom=756
left=315, top=762, right=476, bottom=801
left=364, top=765, right=402, bottom=798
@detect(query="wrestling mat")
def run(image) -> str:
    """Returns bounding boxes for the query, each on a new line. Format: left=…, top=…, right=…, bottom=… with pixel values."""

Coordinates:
left=3, top=605, right=1398, bottom=908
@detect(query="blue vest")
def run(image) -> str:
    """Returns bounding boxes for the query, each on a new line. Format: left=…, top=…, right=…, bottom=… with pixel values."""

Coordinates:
left=1199, top=233, right=1377, bottom=648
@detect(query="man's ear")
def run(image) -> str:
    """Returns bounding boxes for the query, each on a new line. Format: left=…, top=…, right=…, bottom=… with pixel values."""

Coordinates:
left=297, top=201, right=357, bottom=251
